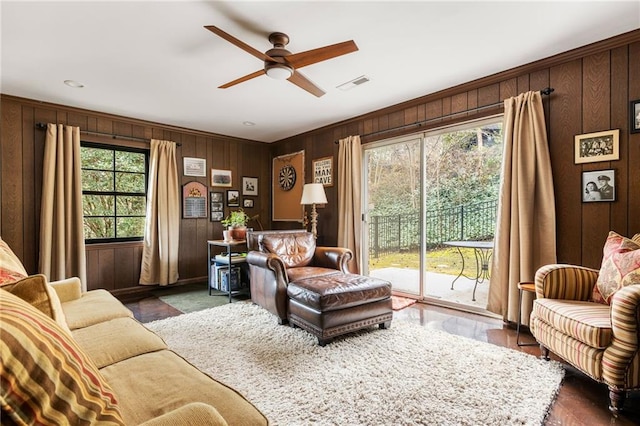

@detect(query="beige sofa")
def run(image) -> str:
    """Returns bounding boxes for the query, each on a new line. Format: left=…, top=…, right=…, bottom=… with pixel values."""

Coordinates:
left=1, top=241, right=268, bottom=425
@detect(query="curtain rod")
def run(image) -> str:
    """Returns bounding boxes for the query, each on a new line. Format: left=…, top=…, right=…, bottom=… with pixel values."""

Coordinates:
left=335, top=87, right=554, bottom=143
left=34, top=122, right=182, bottom=146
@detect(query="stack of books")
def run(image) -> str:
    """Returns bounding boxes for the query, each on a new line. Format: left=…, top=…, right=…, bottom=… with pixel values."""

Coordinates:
left=214, top=252, right=247, bottom=264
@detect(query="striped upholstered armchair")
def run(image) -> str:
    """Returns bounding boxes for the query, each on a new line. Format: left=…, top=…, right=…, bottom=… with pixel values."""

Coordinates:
left=530, top=257, right=640, bottom=416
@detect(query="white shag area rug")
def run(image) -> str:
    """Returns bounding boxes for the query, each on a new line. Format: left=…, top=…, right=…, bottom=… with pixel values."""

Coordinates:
left=146, top=303, right=564, bottom=426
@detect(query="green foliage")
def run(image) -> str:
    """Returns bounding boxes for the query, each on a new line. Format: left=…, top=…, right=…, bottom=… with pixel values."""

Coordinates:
left=81, top=145, right=147, bottom=240
left=367, top=122, right=503, bottom=216
left=221, top=209, right=250, bottom=228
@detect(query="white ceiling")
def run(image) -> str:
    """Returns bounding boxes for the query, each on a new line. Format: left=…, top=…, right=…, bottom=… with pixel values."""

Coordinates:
left=2, top=1, right=639, bottom=143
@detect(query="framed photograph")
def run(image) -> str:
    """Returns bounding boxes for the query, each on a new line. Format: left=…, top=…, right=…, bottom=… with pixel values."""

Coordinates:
left=242, top=176, right=258, bottom=196
left=211, top=169, right=232, bottom=187
left=227, top=190, right=240, bottom=207
left=183, top=157, right=206, bottom=177
left=582, top=169, right=615, bottom=202
left=210, top=191, right=224, bottom=221
left=574, top=129, right=619, bottom=164
left=243, top=198, right=254, bottom=208
left=313, top=156, right=333, bottom=187
left=631, top=99, right=640, bottom=134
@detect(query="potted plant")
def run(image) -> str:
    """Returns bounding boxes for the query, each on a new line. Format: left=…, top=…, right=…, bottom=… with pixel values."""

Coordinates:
left=221, top=209, right=250, bottom=240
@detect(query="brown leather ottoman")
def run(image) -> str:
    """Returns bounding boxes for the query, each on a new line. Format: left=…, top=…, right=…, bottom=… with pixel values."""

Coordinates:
left=287, top=272, right=393, bottom=346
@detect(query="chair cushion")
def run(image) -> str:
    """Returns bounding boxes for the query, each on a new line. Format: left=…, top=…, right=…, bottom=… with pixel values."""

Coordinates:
left=260, top=232, right=315, bottom=268
left=286, top=266, right=341, bottom=282
left=592, top=231, right=640, bottom=305
left=0, top=237, right=28, bottom=285
left=532, top=298, right=612, bottom=348
left=0, top=289, right=124, bottom=425
left=288, top=273, right=392, bottom=312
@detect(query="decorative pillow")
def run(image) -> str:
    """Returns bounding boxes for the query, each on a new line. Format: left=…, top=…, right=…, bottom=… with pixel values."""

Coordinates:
left=0, top=237, right=28, bottom=285
left=0, top=289, right=124, bottom=425
left=1, top=274, right=70, bottom=334
left=592, top=231, right=640, bottom=304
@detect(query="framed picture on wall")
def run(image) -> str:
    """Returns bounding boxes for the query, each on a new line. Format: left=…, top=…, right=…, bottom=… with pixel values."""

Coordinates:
left=582, top=169, right=616, bottom=202
left=574, top=129, right=619, bottom=164
left=312, top=156, right=333, bottom=187
left=631, top=99, right=640, bottom=134
left=227, top=190, right=240, bottom=207
left=243, top=198, right=254, bottom=208
left=210, top=191, right=224, bottom=222
left=211, top=169, right=232, bottom=187
left=183, top=157, right=206, bottom=177
left=242, top=176, right=258, bottom=196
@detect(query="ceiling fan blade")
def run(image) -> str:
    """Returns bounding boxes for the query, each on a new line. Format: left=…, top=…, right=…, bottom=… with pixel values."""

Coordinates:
left=288, top=71, right=325, bottom=97
left=219, top=69, right=265, bottom=89
left=204, top=25, right=276, bottom=62
left=285, top=40, right=358, bottom=69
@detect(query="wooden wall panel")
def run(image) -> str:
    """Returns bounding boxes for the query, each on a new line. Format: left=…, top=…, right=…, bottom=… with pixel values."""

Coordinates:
left=628, top=42, right=640, bottom=234
left=1, top=100, right=23, bottom=258
left=549, top=60, right=583, bottom=265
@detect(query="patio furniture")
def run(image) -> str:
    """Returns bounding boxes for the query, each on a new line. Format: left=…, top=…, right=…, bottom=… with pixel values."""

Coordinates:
left=443, top=240, right=493, bottom=301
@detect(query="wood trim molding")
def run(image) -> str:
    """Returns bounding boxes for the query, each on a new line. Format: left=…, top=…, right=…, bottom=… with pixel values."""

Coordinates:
left=0, top=94, right=261, bottom=145
left=280, top=28, right=640, bottom=142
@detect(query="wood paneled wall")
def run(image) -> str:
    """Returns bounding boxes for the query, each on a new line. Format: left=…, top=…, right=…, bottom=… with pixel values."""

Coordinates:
left=0, top=96, right=271, bottom=294
left=272, top=30, right=640, bottom=268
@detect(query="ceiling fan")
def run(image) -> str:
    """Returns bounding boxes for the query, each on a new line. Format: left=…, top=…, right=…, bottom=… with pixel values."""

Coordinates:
left=204, top=25, right=358, bottom=97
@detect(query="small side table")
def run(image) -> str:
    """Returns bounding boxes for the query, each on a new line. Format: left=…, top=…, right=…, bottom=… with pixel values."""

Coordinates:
left=207, top=239, right=248, bottom=303
left=517, top=281, right=538, bottom=347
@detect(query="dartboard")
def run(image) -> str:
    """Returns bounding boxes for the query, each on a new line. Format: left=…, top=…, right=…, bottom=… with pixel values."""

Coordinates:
left=278, top=165, right=296, bottom=191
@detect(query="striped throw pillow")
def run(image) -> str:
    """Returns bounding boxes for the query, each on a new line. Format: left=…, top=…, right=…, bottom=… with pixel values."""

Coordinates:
left=0, top=289, right=124, bottom=425
left=592, top=231, right=640, bottom=304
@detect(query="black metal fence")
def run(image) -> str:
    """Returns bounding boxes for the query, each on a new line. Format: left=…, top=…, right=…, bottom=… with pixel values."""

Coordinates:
left=368, top=199, right=497, bottom=258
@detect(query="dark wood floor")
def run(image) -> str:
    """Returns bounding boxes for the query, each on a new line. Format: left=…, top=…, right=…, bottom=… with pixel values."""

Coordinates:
left=125, top=296, right=640, bottom=425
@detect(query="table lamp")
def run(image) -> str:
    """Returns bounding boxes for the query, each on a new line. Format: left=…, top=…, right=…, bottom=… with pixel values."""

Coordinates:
left=300, top=183, right=327, bottom=238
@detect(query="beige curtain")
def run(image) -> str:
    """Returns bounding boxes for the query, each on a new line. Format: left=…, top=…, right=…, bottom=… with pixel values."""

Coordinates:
left=139, top=139, right=180, bottom=286
left=487, top=91, right=557, bottom=325
left=337, top=135, right=362, bottom=274
left=39, top=124, right=87, bottom=289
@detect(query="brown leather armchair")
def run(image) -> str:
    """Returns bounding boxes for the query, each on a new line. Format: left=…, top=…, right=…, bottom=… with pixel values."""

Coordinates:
left=246, top=230, right=353, bottom=324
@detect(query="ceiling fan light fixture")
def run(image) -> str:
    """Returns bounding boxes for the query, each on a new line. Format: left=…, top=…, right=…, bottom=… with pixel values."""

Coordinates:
left=265, top=63, right=293, bottom=80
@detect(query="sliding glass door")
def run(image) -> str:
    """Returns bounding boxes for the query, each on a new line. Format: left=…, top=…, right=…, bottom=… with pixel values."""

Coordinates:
left=362, top=117, right=503, bottom=311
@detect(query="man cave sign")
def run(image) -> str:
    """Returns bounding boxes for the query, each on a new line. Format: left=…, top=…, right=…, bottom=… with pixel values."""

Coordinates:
left=313, top=157, right=333, bottom=186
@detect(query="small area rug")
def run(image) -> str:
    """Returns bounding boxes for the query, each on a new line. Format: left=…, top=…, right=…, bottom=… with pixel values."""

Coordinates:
left=391, top=295, right=417, bottom=310
left=146, top=303, right=564, bottom=425
left=152, top=283, right=248, bottom=313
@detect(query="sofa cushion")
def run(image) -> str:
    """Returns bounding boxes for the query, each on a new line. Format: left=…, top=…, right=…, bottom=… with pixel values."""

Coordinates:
left=2, top=274, right=70, bottom=333
left=532, top=298, right=612, bottom=348
left=62, top=289, right=133, bottom=330
left=72, top=317, right=167, bottom=369
left=0, top=289, right=124, bottom=425
left=288, top=273, right=392, bottom=312
left=100, top=349, right=268, bottom=426
left=0, top=237, right=28, bottom=285
left=592, top=231, right=640, bottom=305
left=261, top=232, right=315, bottom=268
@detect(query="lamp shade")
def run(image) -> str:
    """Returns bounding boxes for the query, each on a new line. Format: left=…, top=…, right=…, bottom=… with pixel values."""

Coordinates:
left=300, top=183, right=327, bottom=205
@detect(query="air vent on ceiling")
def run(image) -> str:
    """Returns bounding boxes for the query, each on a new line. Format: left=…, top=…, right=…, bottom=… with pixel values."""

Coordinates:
left=337, top=75, right=370, bottom=91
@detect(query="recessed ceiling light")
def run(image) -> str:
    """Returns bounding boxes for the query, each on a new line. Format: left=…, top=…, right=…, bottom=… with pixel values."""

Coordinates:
left=64, top=80, right=85, bottom=88
left=243, top=121, right=256, bottom=126
left=337, top=75, right=370, bottom=91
